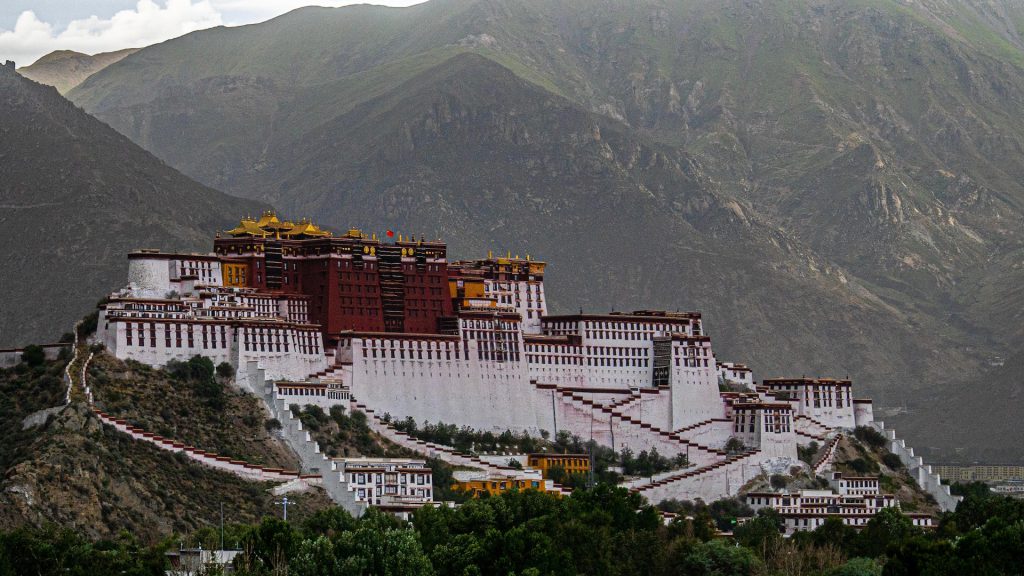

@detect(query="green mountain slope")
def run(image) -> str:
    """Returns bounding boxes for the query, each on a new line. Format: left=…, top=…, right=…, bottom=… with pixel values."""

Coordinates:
left=65, top=0, right=1024, bottom=463
left=0, top=65, right=265, bottom=347
left=17, top=48, right=139, bottom=94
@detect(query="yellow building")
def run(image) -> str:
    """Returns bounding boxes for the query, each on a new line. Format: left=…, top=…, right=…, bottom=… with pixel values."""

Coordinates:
left=527, top=454, right=591, bottom=479
left=453, top=477, right=550, bottom=498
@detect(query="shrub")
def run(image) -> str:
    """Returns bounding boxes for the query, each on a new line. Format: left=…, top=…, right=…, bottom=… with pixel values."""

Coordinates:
left=854, top=426, right=887, bottom=449
left=725, top=437, right=746, bottom=454
left=216, top=362, right=235, bottom=380
left=848, top=458, right=875, bottom=474
left=770, top=474, right=788, bottom=490
left=882, top=452, right=903, bottom=470
left=798, top=441, right=820, bottom=464
left=20, top=345, right=45, bottom=367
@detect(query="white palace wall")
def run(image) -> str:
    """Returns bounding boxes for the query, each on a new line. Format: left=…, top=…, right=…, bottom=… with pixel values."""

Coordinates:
left=668, top=341, right=723, bottom=430
left=348, top=335, right=553, bottom=433
left=98, top=314, right=326, bottom=389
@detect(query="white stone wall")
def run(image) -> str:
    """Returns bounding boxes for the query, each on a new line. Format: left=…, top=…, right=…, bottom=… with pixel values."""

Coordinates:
left=669, top=340, right=723, bottom=429
left=97, top=318, right=326, bottom=389
left=127, top=257, right=173, bottom=297
left=854, top=401, right=874, bottom=427
left=349, top=335, right=552, bottom=433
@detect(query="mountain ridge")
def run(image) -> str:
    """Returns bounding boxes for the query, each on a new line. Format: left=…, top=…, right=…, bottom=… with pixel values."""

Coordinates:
left=17, top=48, right=139, bottom=94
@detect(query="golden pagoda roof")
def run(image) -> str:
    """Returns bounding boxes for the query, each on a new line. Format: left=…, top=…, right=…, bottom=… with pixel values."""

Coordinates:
left=225, top=217, right=269, bottom=237
left=226, top=213, right=332, bottom=238
left=282, top=218, right=332, bottom=238
left=255, top=210, right=282, bottom=229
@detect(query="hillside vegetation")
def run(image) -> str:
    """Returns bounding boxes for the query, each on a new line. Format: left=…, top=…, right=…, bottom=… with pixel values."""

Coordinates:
left=87, top=352, right=297, bottom=468
left=0, top=355, right=329, bottom=542
left=65, top=0, right=1024, bottom=464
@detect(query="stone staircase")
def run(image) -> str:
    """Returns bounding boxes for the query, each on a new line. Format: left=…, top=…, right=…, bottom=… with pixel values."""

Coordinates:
left=351, top=399, right=573, bottom=496
left=672, top=417, right=731, bottom=435
left=794, top=414, right=832, bottom=437
left=257, top=373, right=366, bottom=514
left=545, top=384, right=728, bottom=466
left=628, top=449, right=763, bottom=502
left=811, top=433, right=842, bottom=475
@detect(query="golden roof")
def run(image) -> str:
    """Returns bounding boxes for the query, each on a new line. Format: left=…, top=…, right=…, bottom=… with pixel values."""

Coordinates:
left=226, top=213, right=332, bottom=238
left=255, top=210, right=282, bottom=229
left=225, top=217, right=269, bottom=237
left=282, top=218, right=332, bottom=238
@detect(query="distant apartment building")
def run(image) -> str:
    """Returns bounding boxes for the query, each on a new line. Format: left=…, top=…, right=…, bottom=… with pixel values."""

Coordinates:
left=932, top=464, right=1024, bottom=483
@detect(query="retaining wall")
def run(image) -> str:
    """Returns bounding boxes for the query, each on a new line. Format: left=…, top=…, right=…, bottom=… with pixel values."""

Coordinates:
left=871, top=421, right=962, bottom=512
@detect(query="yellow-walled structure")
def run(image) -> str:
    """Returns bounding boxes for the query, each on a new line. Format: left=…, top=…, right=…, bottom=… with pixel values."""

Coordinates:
left=453, top=477, right=554, bottom=498
left=527, top=454, right=590, bottom=478
left=222, top=263, right=248, bottom=287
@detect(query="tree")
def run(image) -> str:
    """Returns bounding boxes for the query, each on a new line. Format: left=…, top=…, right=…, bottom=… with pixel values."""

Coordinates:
left=216, top=362, right=235, bottom=380
left=241, top=517, right=301, bottom=572
left=19, top=345, right=45, bottom=367
left=677, top=539, right=763, bottom=576
left=829, top=557, right=881, bottom=576
left=770, top=474, right=788, bottom=490
left=733, top=508, right=784, bottom=551
left=810, top=516, right=858, bottom=553
left=302, top=507, right=357, bottom=538
left=854, top=507, right=917, bottom=557
left=881, top=452, right=903, bottom=470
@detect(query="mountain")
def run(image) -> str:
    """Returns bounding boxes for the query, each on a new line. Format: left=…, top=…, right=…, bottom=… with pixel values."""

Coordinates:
left=17, top=48, right=139, bottom=94
left=64, top=0, right=1024, bottom=463
left=0, top=64, right=265, bottom=347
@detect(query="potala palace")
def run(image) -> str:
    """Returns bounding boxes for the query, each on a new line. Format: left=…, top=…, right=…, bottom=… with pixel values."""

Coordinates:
left=90, top=211, right=960, bottom=521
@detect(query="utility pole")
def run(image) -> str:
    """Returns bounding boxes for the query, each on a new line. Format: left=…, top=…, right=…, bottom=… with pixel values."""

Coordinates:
left=589, top=415, right=595, bottom=489
left=275, top=497, right=291, bottom=521
left=220, top=502, right=224, bottom=551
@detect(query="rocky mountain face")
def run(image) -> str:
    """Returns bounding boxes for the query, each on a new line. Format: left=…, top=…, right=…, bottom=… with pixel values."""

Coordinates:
left=63, top=0, right=1024, bottom=463
left=0, top=64, right=264, bottom=347
left=17, top=48, right=139, bottom=94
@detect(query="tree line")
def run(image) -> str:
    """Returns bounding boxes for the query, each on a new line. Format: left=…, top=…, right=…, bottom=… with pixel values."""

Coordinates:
left=0, top=481, right=1020, bottom=575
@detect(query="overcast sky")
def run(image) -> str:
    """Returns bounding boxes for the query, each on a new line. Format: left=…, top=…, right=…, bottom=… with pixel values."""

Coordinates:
left=0, top=0, right=426, bottom=66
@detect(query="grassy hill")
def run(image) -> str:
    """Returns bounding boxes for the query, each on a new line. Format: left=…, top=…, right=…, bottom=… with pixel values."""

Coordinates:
left=0, top=63, right=266, bottom=348
left=0, top=356, right=329, bottom=542
left=59, top=0, right=1024, bottom=463
left=86, top=352, right=298, bottom=468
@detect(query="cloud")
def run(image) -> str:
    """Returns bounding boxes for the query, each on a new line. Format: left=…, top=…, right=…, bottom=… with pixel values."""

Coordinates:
left=0, top=0, right=222, bottom=66
left=0, top=1, right=429, bottom=66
